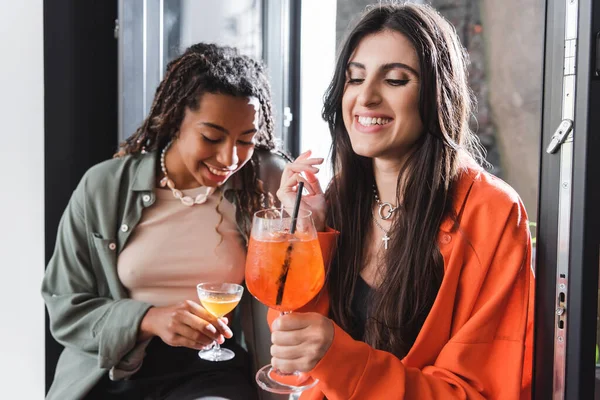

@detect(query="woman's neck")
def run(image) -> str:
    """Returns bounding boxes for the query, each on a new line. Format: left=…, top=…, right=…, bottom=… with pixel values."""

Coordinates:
left=373, top=157, right=405, bottom=204
left=159, top=141, right=199, bottom=189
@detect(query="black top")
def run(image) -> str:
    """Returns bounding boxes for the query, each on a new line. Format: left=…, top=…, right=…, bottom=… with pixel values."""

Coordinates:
left=349, top=274, right=374, bottom=341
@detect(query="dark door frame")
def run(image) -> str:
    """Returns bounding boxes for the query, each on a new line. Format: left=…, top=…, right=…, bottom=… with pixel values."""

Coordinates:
left=565, top=0, right=600, bottom=398
left=535, top=0, right=600, bottom=398
left=43, top=0, right=119, bottom=392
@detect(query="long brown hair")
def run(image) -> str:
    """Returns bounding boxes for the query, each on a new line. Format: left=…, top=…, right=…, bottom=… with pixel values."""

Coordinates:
left=323, top=3, right=485, bottom=358
left=115, top=43, right=277, bottom=234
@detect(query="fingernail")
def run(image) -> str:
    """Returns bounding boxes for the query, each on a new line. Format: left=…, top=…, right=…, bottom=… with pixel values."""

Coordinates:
left=206, top=324, right=217, bottom=334
left=219, top=320, right=233, bottom=337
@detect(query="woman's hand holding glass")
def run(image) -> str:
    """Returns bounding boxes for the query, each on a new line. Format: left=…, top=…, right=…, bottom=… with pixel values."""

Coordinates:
left=276, top=150, right=327, bottom=231
left=270, top=312, right=334, bottom=373
left=139, top=300, right=233, bottom=350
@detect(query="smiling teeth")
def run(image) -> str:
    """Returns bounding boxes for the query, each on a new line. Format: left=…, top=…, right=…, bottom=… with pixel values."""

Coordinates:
left=358, top=116, right=391, bottom=126
left=207, top=166, right=231, bottom=176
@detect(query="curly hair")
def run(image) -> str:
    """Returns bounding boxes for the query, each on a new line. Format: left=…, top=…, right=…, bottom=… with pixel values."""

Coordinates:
left=115, top=43, right=277, bottom=235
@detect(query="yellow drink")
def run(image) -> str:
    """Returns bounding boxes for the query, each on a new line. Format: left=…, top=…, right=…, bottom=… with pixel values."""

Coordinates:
left=200, top=293, right=241, bottom=317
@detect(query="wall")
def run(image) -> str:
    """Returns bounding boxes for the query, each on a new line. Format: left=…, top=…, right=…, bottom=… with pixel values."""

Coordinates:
left=480, top=0, right=544, bottom=217
left=0, top=0, right=45, bottom=397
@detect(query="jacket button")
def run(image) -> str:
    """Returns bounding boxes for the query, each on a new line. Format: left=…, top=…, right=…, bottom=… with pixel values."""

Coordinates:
left=109, top=243, right=116, bottom=251
left=120, top=224, right=129, bottom=232
left=441, top=234, right=452, bottom=244
left=142, top=194, right=151, bottom=202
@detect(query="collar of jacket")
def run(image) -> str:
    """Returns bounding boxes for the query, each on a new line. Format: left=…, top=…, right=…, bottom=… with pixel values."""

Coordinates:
left=125, top=150, right=247, bottom=241
left=439, top=165, right=481, bottom=233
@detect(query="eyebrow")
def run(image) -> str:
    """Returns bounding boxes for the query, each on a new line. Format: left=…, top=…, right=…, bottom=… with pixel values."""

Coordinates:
left=347, top=61, right=420, bottom=78
left=200, top=122, right=257, bottom=136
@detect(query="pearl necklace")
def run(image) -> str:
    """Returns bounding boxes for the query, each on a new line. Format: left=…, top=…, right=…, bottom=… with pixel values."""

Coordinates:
left=160, top=140, right=214, bottom=206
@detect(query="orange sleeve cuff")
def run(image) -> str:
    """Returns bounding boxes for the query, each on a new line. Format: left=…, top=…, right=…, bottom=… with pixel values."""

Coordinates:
left=309, top=323, right=373, bottom=398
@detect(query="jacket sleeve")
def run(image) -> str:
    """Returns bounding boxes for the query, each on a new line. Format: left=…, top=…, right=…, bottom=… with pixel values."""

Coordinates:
left=307, top=200, right=533, bottom=400
left=41, top=179, right=152, bottom=370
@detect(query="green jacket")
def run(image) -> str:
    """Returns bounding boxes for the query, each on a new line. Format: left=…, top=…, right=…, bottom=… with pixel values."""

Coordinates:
left=42, top=149, right=287, bottom=400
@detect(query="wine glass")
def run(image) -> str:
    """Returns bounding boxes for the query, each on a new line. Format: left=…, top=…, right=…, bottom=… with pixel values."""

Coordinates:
left=245, top=208, right=326, bottom=394
left=196, top=282, right=244, bottom=362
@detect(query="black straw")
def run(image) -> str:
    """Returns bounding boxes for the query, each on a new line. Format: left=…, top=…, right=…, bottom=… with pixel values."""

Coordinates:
left=276, top=181, right=304, bottom=306
left=289, top=182, right=304, bottom=234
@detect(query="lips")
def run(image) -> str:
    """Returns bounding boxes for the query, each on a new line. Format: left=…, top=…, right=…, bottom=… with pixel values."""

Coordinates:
left=203, top=163, right=236, bottom=183
left=354, top=115, right=393, bottom=133
left=357, top=116, right=392, bottom=126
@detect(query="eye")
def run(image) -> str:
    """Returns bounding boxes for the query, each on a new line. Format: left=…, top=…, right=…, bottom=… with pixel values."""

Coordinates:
left=237, top=140, right=255, bottom=146
left=346, top=78, right=364, bottom=85
left=202, top=135, right=222, bottom=144
left=386, top=79, right=409, bottom=86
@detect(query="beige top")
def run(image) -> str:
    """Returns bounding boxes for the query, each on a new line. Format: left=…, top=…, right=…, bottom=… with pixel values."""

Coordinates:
left=118, top=186, right=246, bottom=307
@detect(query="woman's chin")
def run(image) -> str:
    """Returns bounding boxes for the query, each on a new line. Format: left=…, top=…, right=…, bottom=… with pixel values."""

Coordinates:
left=350, top=144, right=381, bottom=159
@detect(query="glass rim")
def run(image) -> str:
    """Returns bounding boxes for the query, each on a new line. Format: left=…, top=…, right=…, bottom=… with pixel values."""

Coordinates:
left=253, top=207, right=312, bottom=220
left=196, top=282, right=244, bottom=294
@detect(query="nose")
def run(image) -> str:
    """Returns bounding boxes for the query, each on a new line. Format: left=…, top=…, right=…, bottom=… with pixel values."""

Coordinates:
left=356, top=79, right=382, bottom=108
left=216, top=142, right=239, bottom=168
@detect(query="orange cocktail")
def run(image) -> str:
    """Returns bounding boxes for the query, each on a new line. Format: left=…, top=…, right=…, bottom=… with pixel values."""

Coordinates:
left=245, top=208, right=325, bottom=394
left=246, top=232, right=324, bottom=312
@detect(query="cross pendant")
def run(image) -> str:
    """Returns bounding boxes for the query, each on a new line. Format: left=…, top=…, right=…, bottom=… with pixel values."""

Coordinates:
left=382, top=234, right=390, bottom=250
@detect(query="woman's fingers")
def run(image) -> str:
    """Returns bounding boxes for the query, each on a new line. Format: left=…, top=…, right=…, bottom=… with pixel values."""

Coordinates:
left=172, top=322, right=215, bottom=348
left=281, top=162, right=322, bottom=185
left=303, top=171, right=323, bottom=195
left=271, top=357, right=315, bottom=374
left=295, top=150, right=312, bottom=161
left=179, top=310, right=221, bottom=340
left=282, top=174, right=312, bottom=193
left=184, top=301, right=233, bottom=339
left=270, top=344, right=305, bottom=361
left=281, top=171, right=322, bottom=196
left=271, top=330, right=302, bottom=347
left=281, top=155, right=324, bottom=177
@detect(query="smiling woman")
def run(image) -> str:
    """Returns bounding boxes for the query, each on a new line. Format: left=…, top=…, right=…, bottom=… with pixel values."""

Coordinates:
left=164, top=93, right=260, bottom=190
left=42, top=43, right=287, bottom=400
left=269, top=3, right=534, bottom=400
left=342, top=31, right=424, bottom=163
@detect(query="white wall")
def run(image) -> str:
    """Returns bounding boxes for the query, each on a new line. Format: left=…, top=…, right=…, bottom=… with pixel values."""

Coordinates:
left=300, top=0, right=337, bottom=187
left=0, top=0, right=45, bottom=397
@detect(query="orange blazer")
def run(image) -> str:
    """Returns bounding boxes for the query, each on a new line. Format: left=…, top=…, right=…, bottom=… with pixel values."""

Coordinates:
left=268, top=166, right=534, bottom=400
